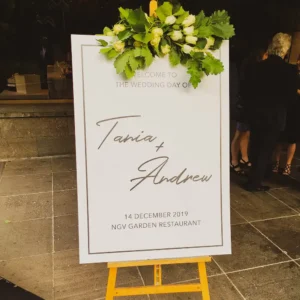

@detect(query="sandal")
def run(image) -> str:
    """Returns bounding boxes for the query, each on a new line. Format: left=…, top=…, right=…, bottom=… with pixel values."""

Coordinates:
left=240, top=159, right=252, bottom=168
left=272, top=161, right=280, bottom=173
left=282, top=164, right=292, bottom=176
left=230, top=163, right=245, bottom=176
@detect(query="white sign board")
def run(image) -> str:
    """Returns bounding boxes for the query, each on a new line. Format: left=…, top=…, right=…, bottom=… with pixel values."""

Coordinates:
left=72, top=35, right=231, bottom=263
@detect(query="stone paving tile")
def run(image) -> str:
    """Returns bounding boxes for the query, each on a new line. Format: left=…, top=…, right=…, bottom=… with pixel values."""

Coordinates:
left=213, top=224, right=288, bottom=272
left=53, top=189, right=78, bottom=217
left=2, top=159, right=52, bottom=176
left=231, top=208, right=246, bottom=225
left=253, top=216, right=300, bottom=259
left=228, top=262, right=300, bottom=300
left=0, top=192, right=52, bottom=222
left=231, top=192, right=296, bottom=222
left=0, top=218, right=52, bottom=260
left=54, top=249, right=145, bottom=300
left=54, top=215, right=79, bottom=252
left=0, top=174, right=52, bottom=196
left=52, top=157, right=76, bottom=173
left=149, top=275, right=242, bottom=300
left=139, top=260, right=221, bottom=286
left=0, top=161, right=5, bottom=177
left=53, top=171, right=77, bottom=191
left=0, top=254, right=53, bottom=300
left=269, top=188, right=300, bottom=213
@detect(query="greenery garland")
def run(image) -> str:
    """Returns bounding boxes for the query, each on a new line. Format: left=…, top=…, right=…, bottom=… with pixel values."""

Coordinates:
left=97, top=2, right=235, bottom=88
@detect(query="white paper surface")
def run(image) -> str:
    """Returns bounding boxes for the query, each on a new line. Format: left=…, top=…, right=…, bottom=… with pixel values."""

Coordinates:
left=71, top=35, right=231, bottom=263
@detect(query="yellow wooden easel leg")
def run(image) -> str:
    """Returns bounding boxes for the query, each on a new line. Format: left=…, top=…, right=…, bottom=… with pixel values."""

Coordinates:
left=106, top=267, right=117, bottom=300
left=198, top=262, right=210, bottom=300
left=154, top=264, right=162, bottom=286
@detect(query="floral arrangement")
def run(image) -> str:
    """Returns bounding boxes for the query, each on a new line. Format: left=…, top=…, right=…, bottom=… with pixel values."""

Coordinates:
left=97, top=2, right=235, bottom=88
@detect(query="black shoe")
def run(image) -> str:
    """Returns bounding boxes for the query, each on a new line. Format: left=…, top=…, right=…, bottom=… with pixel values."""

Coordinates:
left=244, top=184, right=270, bottom=192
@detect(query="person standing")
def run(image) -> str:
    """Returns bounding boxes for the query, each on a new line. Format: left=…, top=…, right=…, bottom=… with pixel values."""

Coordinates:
left=272, top=54, right=300, bottom=175
left=230, top=48, right=268, bottom=175
left=244, top=33, right=298, bottom=192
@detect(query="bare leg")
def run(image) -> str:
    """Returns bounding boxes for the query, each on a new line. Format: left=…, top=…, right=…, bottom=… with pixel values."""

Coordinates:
left=231, top=130, right=241, bottom=166
left=274, top=144, right=282, bottom=163
left=286, top=143, right=296, bottom=165
left=240, top=131, right=250, bottom=164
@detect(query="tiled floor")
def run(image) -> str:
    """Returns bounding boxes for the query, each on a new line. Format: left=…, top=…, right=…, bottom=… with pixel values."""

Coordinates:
left=0, top=157, right=300, bottom=300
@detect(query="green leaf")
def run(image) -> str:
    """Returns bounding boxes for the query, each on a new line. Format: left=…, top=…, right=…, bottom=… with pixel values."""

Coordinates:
left=202, top=55, right=224, bottom=75
left=211, top=24, right=235, bottom=39
left=156, top=2, right=173, bottom=22
left=210, top=10, right=230, bottom=24
left=127, top=7, right=149, bottom=32
left=169, top=46, right=180, bottom=66
left=97, top=39, right=108, bottom=46
left=124, top=64, right=135, bottom=79
left=100, top=47, right=112, bottom=54
left=175, top=11, right=189, bottom=24
left=107, top=49, right=120, bottom=59
left=196, top=38, right=207, bottom=49
left=114, top=50, right=133, bottom=74
left=172, top=24, right=180, bottom=30
left=187, top=60, right=204, bottom=88
left=173, top=6, right=186, bottom=16
left=133, top=33, right=153, bottom=43
left=119, top=7, right=130, bottom=19
left=197, top=26, right=213, bottom=38
left=134, top=47, right=154, bottom=67
left=103, top=27, right=112, bottom=35
left=129, top=56, right=140, bottom=71
left=210, top=37, right=223, bottom=50
left=118, top=30, right=133, bottom=41
left=194, top=11, right=205, bottom=28
left=191, top=52, right=205, bottom=60
left=142, top=47, right=154, bottom=67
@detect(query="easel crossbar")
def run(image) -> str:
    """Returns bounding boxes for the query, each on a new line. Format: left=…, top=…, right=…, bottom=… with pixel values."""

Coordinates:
left=113, top=284, right=202, bottom=296
left=108, top=257, right=211, bottom=268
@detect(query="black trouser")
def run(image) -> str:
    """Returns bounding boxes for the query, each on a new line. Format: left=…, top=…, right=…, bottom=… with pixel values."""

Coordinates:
left=248, top=124, right=281, bottom=187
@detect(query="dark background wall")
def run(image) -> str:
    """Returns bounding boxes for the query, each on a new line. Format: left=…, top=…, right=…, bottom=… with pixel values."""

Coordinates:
left=1, top=0, right=300, bottom=77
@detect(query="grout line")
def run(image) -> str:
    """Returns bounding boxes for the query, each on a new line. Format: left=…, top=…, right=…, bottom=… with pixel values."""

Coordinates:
left=267, top=191, right=300, bottom=214
left=232, top=208, right=300, bottom=268
left=248, top=214, right=300, bottom=224
left=223, top=259, right=294, bottom=275
left=2, top=170, right=76, bottom=178
left=51, top=165, right=55, bottom=300
left=136, top=266, right=151, bottom=300
left=212, top=259, right=247, bottom=300
left=0, top=154, right=75, bottom=163
left=0, top=188, right=76, bottom=198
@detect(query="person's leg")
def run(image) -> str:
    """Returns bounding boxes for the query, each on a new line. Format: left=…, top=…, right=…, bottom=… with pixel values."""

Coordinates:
left=286, top=143, right=296, bottom=165
left=283, top=143, right=296, bottom=175
left=240, top=130, right=251, bottom=165
left=231, top=129, right=241, bottom=166
left=272, top=144, right=282, bottom=173
left=247, top=127, right=280, bottom=190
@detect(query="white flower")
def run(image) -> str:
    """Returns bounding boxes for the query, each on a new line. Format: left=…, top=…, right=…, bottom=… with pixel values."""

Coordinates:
left=170, top=30, right=183, bottom=41
left=182, top=15, right=196, bottom=27
left=186, top=36, right=198, bottom=45
left=165, top=15, right=177, bottom=25
left=182, top=44, right=194, bottom=54
left=113, top=24, right=126, bottom=35
left=205, top=36, right=215, bottom=49
left=150, top=36, right=161, bottom=47
left=113, top=41, right=125, bottom=52
left=161, top=44, right=171, bottom=55
left=183, top=26, right=194, bottom=36
left=152, top=27, right=163, bottom=37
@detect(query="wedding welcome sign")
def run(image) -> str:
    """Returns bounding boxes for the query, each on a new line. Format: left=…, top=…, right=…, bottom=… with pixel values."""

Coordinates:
left=72, top=35, right=231, bottom=263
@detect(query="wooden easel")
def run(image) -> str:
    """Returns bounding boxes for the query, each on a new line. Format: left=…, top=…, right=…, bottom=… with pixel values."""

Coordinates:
left=106, top=257, right=211, bottom=299
left=106, top=2, right=211, bottom=299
